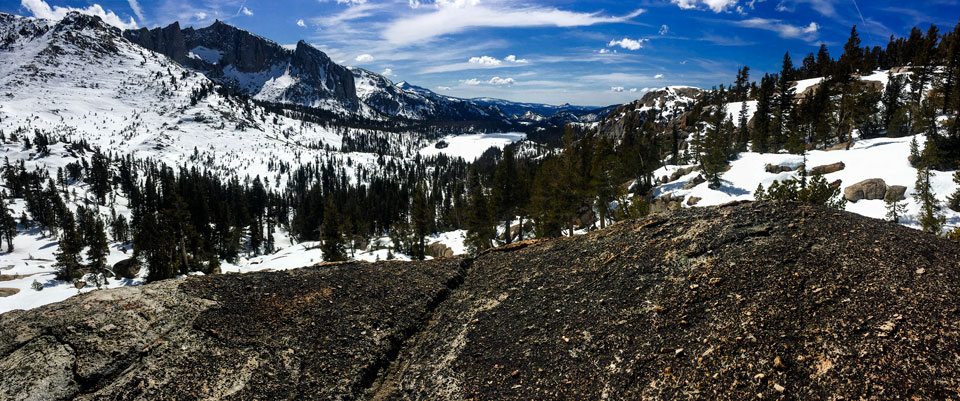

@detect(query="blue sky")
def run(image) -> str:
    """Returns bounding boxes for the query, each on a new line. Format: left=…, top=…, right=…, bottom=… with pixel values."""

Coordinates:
left=4, top=0, right=959, bottom=106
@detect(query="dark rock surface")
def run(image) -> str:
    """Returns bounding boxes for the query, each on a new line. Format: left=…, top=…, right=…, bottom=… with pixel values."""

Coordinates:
left=3, top=202, right=960, bottom=400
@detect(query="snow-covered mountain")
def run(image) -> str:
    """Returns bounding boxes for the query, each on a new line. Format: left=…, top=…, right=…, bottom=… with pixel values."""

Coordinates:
left=595, top=86, right=705, bottom=141
left=124, top=20, right=362, bottom=116
left=122, top=20, right=614, bottom=124
left=0, top=12, right=419, bottom=187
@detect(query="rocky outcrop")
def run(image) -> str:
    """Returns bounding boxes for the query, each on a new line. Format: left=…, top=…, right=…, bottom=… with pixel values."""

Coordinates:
left=112, top=258, right=140, bottom=279
left=764, top=163, right=796, bottom=174
left=826, top=140, right=854, bottom=151
left=125, top=20, right=361, bottom=112
left=3, top=202, right=960, bottom=400
left=682, top=174, right=705, bottom=190
left=426, top=242, right=454, bottom=259
left=885, top=185, right=908, bottom=202
left=123, top=21, right=188, bottom=65
left=844, top=178, right=887, bottom=202
left=811, top=161, right=845, bottom=175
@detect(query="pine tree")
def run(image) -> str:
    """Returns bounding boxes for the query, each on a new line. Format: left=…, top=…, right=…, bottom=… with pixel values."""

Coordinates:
left=320, top=197, right=346, bottom=262
left=948, top=164, right=960, bottom=212
left=491, top=147, right=518, bottom=243
left=885, top=195, right=907, bottom=223
left=411, top=181, right=433, bottom=260
left=913, top=165, right=945, bottom=234
left=590, top=136, right=618, bottom=229
left=701, top=105, right=728, bottom=188
left=773, top=53, right=796, bottom=150
left=53, top=211, right=83, bottom=282
left=840, top=26, right=863, bottom=77
left=883, top=75, right=907, bottom=136
left=559, top=128, right=586, bottom=236
left=89, top=151, right=111, bottom=205
left=751, top=74, right=776, bottom=152
left=86, top=218, right=110, bottom=289
left=464, top=169, right=496, bottom=254
left=0, top=193, right=17, bottom=252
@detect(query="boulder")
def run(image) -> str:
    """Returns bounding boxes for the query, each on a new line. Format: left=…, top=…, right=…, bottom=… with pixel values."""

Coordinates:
left=811, top=162, right=845, bottom=175
left=686, top=196, right=702, bottom=206
left=764, top=164, right=796, bottom=174
left=826, top=140, right=854, bottom=151
left=683, top=174, right=705, bottom=190
left=426, top=242, right=454, bottom=259
left=0, top=288, right=19, bottom=297
left=112, top=258, right=141, bottom=280
left=650, top=193, right=682, bottom=214
left=885, top=185, right=908, bottom=202
left=669, top=166, right=698, bottom=182
left=844, top=179, right=888, bottom=202
left=575, top=203, right=597, bottom=229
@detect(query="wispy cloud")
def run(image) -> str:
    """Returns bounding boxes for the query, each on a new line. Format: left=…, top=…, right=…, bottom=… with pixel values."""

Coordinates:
left=735, top=18, right=819, bottom=40
left=127, top=0, right=145, bottom=22
left=383, top=2, right=644, bottom=45
left=460, top=76, right=517, bottom=86
left=672, top=0, right=740, bottom=13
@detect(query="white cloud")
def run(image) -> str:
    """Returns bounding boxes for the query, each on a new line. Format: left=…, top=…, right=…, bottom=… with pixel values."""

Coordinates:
left=468, top=55, right=528, bottom=66
left=241, top=6, right=254, bottom=16
left=598, top=48, right=611, bottom=54
left=335, top=0, right=368, bottom=4
left=194, top=12, right=207, bottom=21
left=383, top=3, right=644, bottom=45
left=355, top=54, right=375, bottom=62
left=469, top=56, right=502, bottom=66
left=736, top=18, right=819, bottom=39
left=127, top=0, right=144, bottom=22
left=671, top=0, right=740, bottom=13
left=382, top=68, right=395, bottom=76
left=608, top=37, right=648, bottom=51
left=630, top=88, right=638, bottom=92
left=659, top=24, right=669, bottom=35
left=21, top=0, right=138, bottom=29
left=460, top=76, right=516, bottom=86
left=297, top=19, right=306, bottom=27
left=438, top=85, right=452, bottom=90
left=611, top=86, right=625, bottom=92
left=654, top=74, right=664, bottom=79
left=488, top=76, right=516, bottom=86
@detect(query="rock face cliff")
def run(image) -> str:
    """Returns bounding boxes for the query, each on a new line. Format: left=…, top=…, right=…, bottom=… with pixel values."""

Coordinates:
left=2, top=201, right=959, bottom=400
left=125, top=21, right=361, bottom=113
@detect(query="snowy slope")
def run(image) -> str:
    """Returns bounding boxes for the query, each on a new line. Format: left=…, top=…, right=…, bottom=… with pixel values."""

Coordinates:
left=0, top=12, right=476, bottom=314
left=0, top=12, right=405, bottom=189
left=418, top=132, right=526, bottom=161
left=651, top=134, right=960, bottom=231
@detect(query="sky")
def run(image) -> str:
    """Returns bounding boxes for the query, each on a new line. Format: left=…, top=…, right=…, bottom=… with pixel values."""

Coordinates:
left=3, top=0, right=959, bottom=106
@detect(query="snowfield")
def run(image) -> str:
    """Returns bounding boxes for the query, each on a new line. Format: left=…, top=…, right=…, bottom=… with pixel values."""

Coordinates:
left=419, top=132, right=527, bottom=161
left=652, top=134, right=959, bottom=231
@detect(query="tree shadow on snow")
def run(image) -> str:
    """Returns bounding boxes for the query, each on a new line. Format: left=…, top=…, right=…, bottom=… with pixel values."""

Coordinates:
left=715, top=183, right=751, bottom=197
